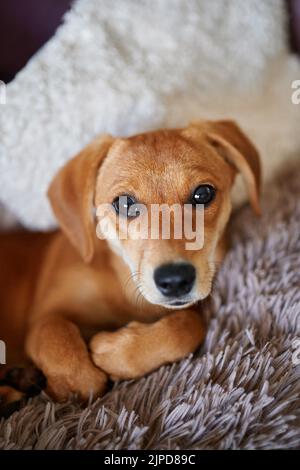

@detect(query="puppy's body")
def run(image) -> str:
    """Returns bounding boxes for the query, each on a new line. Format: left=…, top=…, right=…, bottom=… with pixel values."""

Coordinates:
left=0, top=231, right=55, bottom=363
left=0, top=227, right=166, bottom=346
left=1, top=227, right=206, bottom=399
left=0, top=121, right=260, bottom=402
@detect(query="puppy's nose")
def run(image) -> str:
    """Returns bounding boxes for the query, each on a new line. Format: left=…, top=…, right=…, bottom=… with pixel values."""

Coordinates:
left=154, top=263, right=196, bottom=297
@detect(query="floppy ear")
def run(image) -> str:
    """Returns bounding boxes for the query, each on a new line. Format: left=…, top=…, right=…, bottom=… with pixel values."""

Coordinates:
left=48, top=134, right=114, bottom=262
left=192, top=120, right=261, bottom=215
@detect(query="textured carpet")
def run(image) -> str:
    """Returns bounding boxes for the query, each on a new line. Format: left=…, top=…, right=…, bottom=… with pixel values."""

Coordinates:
left=0, top=164, right=300, bottom=450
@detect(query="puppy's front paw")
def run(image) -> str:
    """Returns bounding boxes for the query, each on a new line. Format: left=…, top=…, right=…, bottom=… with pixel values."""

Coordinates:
left=90, top=323, right=148, bottom=380
left=90, top=314, right=205, bottom=381
left=46, top=364, right=108, bottom=402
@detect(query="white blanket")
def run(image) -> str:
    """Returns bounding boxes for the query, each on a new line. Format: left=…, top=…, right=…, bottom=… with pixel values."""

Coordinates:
left=0, top=0, right=299, bottom=229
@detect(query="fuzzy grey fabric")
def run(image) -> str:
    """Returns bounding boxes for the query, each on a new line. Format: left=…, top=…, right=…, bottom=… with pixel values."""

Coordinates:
left=0, top=164, right=300, bottom=450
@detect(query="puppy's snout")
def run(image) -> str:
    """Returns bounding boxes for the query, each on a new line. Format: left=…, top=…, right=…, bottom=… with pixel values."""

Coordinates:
left=154, top=263, right=196, bottom=298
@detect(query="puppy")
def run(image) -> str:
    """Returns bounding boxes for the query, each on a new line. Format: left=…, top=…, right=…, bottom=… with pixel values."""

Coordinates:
left=0, top=120, right=261, bottom=402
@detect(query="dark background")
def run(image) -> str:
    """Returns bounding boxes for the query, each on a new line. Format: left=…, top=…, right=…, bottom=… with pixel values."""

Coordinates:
left=0, top=0, right=299, bottom=84
left=0, top=0, right=72, bottom=83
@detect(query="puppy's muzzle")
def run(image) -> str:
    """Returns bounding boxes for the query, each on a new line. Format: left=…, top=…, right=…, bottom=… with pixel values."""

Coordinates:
left=154, top=263, right=196, bottom=298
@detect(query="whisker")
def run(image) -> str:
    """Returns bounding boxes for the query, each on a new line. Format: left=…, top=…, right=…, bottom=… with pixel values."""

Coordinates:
left=122, top=270, right=141, bottom=299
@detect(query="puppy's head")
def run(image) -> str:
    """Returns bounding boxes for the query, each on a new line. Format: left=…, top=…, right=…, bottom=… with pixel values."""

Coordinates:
left=48, top=120, right=261, bottom=309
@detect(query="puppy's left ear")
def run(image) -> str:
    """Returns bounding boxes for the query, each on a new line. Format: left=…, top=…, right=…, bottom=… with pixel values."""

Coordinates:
left=48, top=135, right=114, bottom=262
left=193, top=120, right=261, bottom=215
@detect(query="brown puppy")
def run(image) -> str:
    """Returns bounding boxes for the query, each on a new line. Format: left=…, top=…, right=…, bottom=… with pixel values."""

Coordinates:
left=0, top=120, right=261, bottom=402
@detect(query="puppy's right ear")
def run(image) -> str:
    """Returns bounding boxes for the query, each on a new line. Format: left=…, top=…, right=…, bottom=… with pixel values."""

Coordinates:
left=189, top=120, right=261, bottom=215
left=48, top=135, right=114, bottom=262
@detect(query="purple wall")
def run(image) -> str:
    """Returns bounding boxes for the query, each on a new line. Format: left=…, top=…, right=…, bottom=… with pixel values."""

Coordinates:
left=0, top=0, right=72, bottom=83
left=288, top=0, right=300, bottom=54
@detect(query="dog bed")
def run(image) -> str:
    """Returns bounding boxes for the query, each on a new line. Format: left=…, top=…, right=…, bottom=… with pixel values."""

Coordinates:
left=0, top=0, right=300, bottom=450
left=1, top=162, right=300, bottom=450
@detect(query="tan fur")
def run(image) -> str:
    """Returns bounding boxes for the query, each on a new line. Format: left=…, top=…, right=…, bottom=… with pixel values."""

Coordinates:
left=0, top=121, right=260, bottom=402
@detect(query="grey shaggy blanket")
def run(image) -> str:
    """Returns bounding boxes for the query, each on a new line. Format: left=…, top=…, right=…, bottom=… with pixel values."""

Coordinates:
left=0, top=164, right=300, bottom=450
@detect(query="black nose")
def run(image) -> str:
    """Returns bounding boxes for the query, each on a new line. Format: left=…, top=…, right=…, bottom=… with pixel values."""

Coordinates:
left=154, top=263, right=196, bottom=297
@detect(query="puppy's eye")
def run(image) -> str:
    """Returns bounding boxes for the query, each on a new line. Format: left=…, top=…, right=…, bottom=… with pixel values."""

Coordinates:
left=112, top=195, right=140, bottom=218
left=191, top=185, right=216, bottom=207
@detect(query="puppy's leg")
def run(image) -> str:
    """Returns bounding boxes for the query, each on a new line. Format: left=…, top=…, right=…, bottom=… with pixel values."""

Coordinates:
left=90, top=309, right=205, bottom=380
left=0, top=386, right=24, bottom=418
left=26, top=316, right=107, bottom=402
left=0, top=364, right=46, bottom=417
left=3, top=365, right=46, bottom=395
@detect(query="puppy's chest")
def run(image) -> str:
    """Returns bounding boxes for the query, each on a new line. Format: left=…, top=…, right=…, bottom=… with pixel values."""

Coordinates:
left=66, top=265, right=135, bottom=326
left=68, top=265, right=163, bottom=329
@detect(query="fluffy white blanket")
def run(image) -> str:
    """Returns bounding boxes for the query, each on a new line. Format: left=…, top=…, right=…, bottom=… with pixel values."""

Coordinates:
left=0, top=0, right=299, bottom=229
